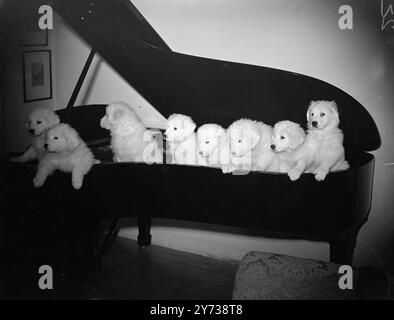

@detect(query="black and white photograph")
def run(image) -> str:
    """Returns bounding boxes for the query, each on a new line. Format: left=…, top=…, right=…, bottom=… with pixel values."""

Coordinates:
left=0, top=0, right=393, bottom=307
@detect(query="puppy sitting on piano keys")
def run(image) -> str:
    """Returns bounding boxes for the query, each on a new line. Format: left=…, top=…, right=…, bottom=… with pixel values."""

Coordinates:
left=11, top=108, right=60, bottom=163
left=164, top=114, right=206, bottom=166
left=227, top=118, right=278, bottom=172
left=288, top=100, right=349, bottom=181
left=100, top=101, right=163, bottom=164
left=33, top=123, right=95, bottom=190
left=196, top=123, right=232, bottom=173
left=270, top=120, right=306, bottom=173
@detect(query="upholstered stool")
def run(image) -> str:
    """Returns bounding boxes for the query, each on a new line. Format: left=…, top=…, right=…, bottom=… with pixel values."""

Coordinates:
left=232, top=251, right=389, bottom=300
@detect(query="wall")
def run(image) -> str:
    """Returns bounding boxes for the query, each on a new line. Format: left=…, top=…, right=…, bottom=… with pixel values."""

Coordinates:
left=2, top=2, right=56, bottom=153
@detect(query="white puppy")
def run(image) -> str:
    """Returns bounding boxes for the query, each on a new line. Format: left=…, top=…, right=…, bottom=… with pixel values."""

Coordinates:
left=11, top=108, right=60, bottom=163
left=227, top=119, right=278, bottom=172
left=288, top=100, right=349, bottom=181
left=271, top=121, right=306, bottom=173
left=100, top=102, right=162, bottom=164
left=164, top=114, right=206, bottom=166
left=197, top=124, right=231, bottom=173
left=33, top=124, right=94, bottom=190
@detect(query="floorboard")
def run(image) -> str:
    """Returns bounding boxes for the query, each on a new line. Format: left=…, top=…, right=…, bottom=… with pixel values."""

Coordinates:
left=90, top=237, right=239, bottom=300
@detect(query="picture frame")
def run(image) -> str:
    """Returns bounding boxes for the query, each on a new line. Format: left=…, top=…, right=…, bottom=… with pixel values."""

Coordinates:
left=19, top=27, right=48, bottom=47
left=23, top=50, right=52, bottom=102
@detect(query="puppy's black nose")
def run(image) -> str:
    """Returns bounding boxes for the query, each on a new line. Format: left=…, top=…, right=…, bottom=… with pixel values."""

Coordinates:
left=28, top=129, right=35, bottom=135
left=44, top=144, right=48, bottom=149
left=312, top=121, right=318, bottom=127
left=270, top=144, right=276, bottom=150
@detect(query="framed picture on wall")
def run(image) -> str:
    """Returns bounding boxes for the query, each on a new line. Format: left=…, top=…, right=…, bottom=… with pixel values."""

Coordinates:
left=23, top=50, right=52, bottom=102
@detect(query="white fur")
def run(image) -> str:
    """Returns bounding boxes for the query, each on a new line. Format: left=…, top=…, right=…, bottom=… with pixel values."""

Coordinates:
left=288, top=100, right=350, bottom=181
left=33, top=124, right=95, bottom=190
left=100, top=102, right=162, bottom=164
left=11, top=108, right=60, bottom=163
left=271, top=120, right=306, bottom=173
left=164, top=114, right=206, bottom=166
left=227, top=118, right=278, bottom=172
left=197, top=123, right=231, bottom=173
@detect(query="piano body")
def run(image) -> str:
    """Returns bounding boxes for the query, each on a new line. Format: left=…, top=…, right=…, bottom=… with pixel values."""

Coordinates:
left=1, top=0, right=381, bottom=266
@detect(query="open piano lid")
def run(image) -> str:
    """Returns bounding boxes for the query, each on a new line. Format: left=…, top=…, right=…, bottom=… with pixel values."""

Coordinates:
left=53, top=0, right=381, bottom=154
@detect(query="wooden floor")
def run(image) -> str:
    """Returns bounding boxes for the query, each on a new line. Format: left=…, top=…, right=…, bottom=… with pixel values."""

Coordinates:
left=0, top=235, right=239, bottom=300
left=90, top=237, right=239, bottom=300
left=2, top=233, right=394, bottom=300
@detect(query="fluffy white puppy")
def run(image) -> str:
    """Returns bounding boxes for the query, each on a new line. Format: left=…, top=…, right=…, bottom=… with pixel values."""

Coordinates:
left=33, top=124, right=94, bottom=190
left=11, top=108, right=60, bottom=163
left=100, top=102, right=162, bottom=164
left=164, top=114, right=206, bottom=166
left=288, top=100, right=349, bottom=181
left=271, top=121, right=306, bottom=173
left=227, top=119, right=278, bottom=172
left=197, top=124, right=231, bottom=173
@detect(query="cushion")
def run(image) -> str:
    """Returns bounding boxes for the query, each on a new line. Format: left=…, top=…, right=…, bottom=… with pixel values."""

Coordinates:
left=232, top=251, right=388, bottom=300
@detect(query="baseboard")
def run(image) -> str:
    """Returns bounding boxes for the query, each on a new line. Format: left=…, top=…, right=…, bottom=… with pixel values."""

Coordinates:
left=118, top=218, right=330, bottom=262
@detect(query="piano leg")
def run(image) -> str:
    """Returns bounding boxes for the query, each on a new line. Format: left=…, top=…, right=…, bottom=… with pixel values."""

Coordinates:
left=138, top=216, right=152, bottom=248
left=329, top=230, right=357, bottom=265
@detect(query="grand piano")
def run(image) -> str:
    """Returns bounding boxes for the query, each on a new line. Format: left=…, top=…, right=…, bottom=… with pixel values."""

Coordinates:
left=1, top=0, right=381, bottom=272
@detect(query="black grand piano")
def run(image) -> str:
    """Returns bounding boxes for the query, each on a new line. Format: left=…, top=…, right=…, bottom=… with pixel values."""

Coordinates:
left=1, top=0, right=381, bottom=273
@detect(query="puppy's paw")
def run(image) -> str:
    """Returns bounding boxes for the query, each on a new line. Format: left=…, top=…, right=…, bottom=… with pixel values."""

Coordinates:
left=221, top=164, right=234, bottom=174
left=288, top=168, right=302, bottom=181
left=10, top=156, right=23, bottom=163
left=314, top=167, right=328, bottom=181
left=72, top=178, right=83, bottom=190
left=33, top=176, right=44, bottom=188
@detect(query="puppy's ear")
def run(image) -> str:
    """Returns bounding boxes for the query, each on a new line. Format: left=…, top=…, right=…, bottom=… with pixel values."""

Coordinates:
left=226, top=128, right=232, bottom=143
left=245, top=128, right=260, bottom=149
left=45, top=110, right=60, bottom=128
left=288, top=124, right=305, bottom=150
left=329, top=101, right=340, bottom=124
left=182, top=117, right=196, bottom=136
left=306, top=102, right=314, bottom=123
left=215, top=126, right=226, bottom=139
left=215, top=126, right=227, bottom=147
left=64, top=126, right=80, bottom=150
left=109, top=106, right=124, bottom=123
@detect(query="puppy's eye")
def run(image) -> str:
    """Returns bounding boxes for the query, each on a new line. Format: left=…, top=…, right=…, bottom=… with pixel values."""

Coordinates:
left=37, top=121, right=42, bottom=124
left=320, top=113, right=325, bottom=117
left=238, top=140, right=242, bottom=143
left=280, top=136, right=285, bottom=140
left=311, top=113, right=314, bottom=117
left=54, top=137, right=58, bottom=140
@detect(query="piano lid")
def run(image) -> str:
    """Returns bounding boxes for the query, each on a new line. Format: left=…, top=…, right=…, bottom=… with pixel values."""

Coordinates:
left=52, top=0, right=381, bottom=153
